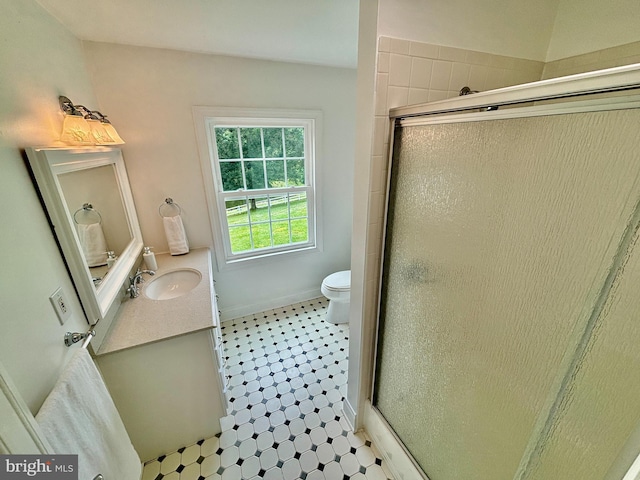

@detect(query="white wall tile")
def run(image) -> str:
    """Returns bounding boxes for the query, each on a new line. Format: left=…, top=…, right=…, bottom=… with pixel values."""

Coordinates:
left=409, top=41, right=439, bottom=59
left=466, top=50, right=494, bottom=67
left=390, top=38, right=410, bottom=55
left=409, top=57, right=433, bottom=89
left=373, top=117, right=389, bottom=156
left=388, top=54, right=412, bottom=87
left=485, top=67, right=507, bottom=90
left=439, top=46, right=467, bottom=62
left=386, top=86, right=409, bottom=109
left=449, top=62, right=471, bottom=92
left=428, top=90, right=449, bottom=102
left=375, top=74, right=389, bottom=116
left=377, top=52, right=390, bottom=73
left=378, top=36, right=391, bottom=53
left=430, top=60, right=453, bottom=90
left=369, top=155, right=387, bottom=195
left=488, top=53, right=516, bottom=69
left=468, top=64, right=489, bottom=91
left=408, top=87, right=430, bottom=106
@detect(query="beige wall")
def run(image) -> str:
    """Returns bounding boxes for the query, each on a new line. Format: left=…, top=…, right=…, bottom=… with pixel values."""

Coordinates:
left=377, top=0, right=559, bottom=62
left=546, top=0, right=640, bottom=61
left=543, top=40, right=640, bottom=79
left=81, top=41, right=357, bottom=319
left=0, top=0, right=97, bottom=413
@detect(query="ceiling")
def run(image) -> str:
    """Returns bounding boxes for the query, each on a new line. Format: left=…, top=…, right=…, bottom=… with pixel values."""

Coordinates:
left=35, top=0, right=360, bottom=68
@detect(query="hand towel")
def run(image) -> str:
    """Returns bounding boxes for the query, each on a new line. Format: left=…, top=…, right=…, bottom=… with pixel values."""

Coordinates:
left=163, top=215, right=190, bottom=255
left=35, top=349, right=141, bottom=480
left=77, top=223, right=108, bottom=267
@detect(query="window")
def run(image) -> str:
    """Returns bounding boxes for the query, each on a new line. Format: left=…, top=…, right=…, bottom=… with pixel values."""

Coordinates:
left=195, top=108, right=321, bottom=265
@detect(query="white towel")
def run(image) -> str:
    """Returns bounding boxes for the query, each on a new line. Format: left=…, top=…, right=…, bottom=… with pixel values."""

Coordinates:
left=77, top=223, right=108, bottom=267
left=163, top=215, right=189, bottom=255
left=35, top=349, right=141, bottom=480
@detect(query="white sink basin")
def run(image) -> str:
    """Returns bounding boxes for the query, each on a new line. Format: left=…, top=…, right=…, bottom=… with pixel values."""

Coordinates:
left=144, top=268, right=202, bottom=300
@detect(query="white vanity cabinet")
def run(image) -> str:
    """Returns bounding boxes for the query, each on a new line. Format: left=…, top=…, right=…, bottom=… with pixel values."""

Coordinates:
left=94, top=248, right=229, bottom=462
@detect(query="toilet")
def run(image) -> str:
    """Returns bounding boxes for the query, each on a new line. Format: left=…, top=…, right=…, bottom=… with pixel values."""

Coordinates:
left=321, top=270, right=351, bottom=324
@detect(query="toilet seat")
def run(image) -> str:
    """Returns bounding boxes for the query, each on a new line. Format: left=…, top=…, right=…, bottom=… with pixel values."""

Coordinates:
left=322, top=270, right=350, bottom=292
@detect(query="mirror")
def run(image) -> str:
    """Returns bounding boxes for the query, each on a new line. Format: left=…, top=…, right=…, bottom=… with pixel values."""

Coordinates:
left=58, top=165, right=131, bottom=288
left=26, top=147, right=143, bottom=324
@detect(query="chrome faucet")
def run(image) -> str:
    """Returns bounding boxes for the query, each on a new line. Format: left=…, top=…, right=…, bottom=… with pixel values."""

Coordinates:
left=127, top=268, right=155, bottom=298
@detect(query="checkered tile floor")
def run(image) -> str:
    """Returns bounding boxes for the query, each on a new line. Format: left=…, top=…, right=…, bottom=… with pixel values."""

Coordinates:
left=142, top=298, right=393, bottom=480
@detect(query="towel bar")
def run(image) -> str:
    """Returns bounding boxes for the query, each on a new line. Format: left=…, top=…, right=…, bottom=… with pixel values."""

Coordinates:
left=159, top=197, right=182, bottom=217
left=64, top=327, right=96, bottom=348
left=73, top=203, right=102, bottom=225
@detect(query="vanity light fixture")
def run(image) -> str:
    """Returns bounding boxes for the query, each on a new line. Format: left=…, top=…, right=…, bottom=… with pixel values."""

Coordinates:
left=58, top=96, right=125, bottom=145
left=59, top=96, right=92, bottom=145
left=91, top=111, right=125, bottom=145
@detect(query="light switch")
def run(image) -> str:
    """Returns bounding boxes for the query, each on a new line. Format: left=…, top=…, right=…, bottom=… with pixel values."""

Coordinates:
left=49, top=287, right=72, bottom=325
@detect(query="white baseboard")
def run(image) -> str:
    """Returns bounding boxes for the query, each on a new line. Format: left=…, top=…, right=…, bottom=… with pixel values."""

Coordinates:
left=220, top=288, right=323, bottom=322
left=363, top=400, right=427, bottom=480
left=342, top=398, right=357, bottom=431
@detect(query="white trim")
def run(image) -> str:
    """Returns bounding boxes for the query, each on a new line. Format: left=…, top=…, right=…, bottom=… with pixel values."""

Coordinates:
left=25, top=147, right=143, bottom=327
left=342, top=397, right=357, bottom=431
left=0, top=361, right=51, bottom=455
left=390, top=63, right=640, bottom=119
left=218, top=287, right=322, bottom=322
left=363, top=401, right=427, bottom=480
left=398, top=94, right=640, bottom=127
left=623, top=454, right=640, bottom=480
left=193, top=107, right=323, bottom=272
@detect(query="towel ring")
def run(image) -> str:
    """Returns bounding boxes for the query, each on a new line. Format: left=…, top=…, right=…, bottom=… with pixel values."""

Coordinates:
left=159, top=198, right=182, bottom=218
left=73, top=203, right=102, bottom=225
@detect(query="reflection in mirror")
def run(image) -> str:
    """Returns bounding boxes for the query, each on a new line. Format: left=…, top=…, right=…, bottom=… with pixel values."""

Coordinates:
left=26, top=147, right=143, bottom=338
left=58, top=165, right=133, bottom=289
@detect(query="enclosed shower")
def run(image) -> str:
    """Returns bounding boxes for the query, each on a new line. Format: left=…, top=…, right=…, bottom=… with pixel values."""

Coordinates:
left=371, top=66, right=640, bottom=480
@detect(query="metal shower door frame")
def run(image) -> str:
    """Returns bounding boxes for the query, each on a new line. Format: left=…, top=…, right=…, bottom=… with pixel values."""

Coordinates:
left=368, top=63, right=640, bottom=480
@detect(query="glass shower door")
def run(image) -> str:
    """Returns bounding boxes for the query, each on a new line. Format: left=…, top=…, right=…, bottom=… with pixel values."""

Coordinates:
left=374, top=106, right=640, bottom=480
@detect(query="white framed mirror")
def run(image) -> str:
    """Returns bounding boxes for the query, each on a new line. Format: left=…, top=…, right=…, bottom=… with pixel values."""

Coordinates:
left=26, top=147, right=143, bottom=324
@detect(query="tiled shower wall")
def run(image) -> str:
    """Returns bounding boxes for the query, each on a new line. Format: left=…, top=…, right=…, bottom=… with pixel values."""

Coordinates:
left=362, top=36, right=545, bottom=331
left=542, top=40, right=640, bottom=79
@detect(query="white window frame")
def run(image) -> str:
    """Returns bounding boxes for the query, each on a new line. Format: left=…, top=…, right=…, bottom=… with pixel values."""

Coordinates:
left=193, top=107, right=322, bottom=270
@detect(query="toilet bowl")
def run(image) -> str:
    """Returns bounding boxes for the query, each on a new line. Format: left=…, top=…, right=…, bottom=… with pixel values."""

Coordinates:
left=321, top=270, right=351, bottom=324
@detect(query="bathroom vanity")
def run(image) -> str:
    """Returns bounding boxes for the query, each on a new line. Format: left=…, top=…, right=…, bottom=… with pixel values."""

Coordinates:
left=94, top=248, right=229, bottom=461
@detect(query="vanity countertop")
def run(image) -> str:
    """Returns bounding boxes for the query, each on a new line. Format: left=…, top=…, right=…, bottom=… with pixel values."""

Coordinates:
left=96, top=248, right=216, bottom=356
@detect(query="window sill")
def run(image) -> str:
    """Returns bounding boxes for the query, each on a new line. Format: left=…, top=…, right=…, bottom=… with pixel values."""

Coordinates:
left=214, top=244, right=320, bottom=272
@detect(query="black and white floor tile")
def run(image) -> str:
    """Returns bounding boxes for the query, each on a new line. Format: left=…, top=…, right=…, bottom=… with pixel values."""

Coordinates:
left=142, top=298, right=393, bottom=480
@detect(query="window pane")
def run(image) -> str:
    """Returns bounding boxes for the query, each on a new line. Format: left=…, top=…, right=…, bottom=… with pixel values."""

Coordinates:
left=229, top=225, right=252, bottom=253
left=225, top=199, right=248, bottom=225
left=272, top=221, right=291, bottom=246
left=215, top=128, right=240, bottom=159
left=284, top=127, right=304, bottom=157
left=290, top=192, right=308, bottom=218
left=241, top=128, right=263, bottom=158
left=245, top=161, right=266, bottom=189
left=291, top=218, right=308, bottom=243
left=287, top=159, right=305, bottom=186
left=247, top=196, right=269, bottom=223
left=269, top=194, right=290, bottom=220
left=266, top=160, right=285, bottom=188
left=263, top=128, right=284, bottom=158
left=220, top=161, right=244, bottom=191
left=251, top=223, right=272, bottom=249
